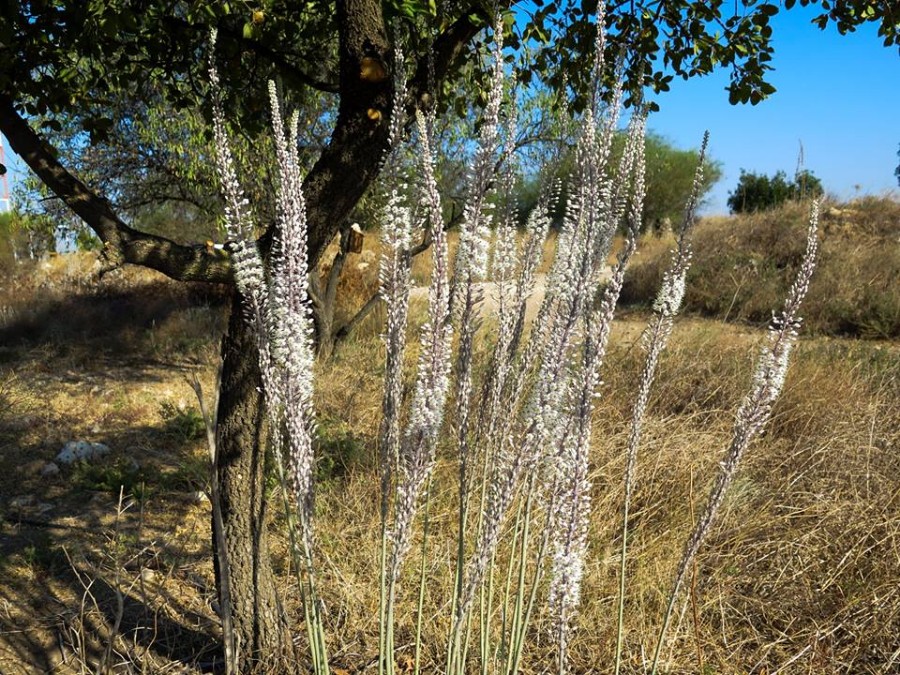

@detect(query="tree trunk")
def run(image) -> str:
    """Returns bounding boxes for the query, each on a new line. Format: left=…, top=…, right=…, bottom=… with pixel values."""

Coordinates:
left=214, top=292, right=295, bottom=672
left=2, top=5, right=489, bottom=669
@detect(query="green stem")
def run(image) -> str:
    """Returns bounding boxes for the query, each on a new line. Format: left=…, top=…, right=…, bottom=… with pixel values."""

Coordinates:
left=379, top=518, right=389, bottom=675
left=614, top=494, right=631, bottom=675
left=510, top=478, right=552, bottom=675
left=271, top=435, right=327, bottom=673
left=506, top=481, right=534, bottom=674
left=386, top=577, right=397, bottom=675
left=480, top=549, right=496, bottom=674
left=500, top=498, right=525, bottom=671
left=447, top=489, right=468, bottom=674
left=510, top=518, right=547, bottom=675
left=414, top=476, right=434, bottom=675
left=650, top=587, right=681, bottom=675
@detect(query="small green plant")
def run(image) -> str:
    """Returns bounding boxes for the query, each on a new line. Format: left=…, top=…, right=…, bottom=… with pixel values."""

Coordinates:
left=159, top=400, right=206, bottom=441
left=70, top=457, right=150, bottom=500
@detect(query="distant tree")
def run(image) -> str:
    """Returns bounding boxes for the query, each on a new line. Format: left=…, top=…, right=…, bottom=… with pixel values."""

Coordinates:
left=517, top=131, right=722, bottom=232
left=643, top=133, right=723, bottom=231
left=895, top=144, right=899, bottom=187
left=793, top=169, right=825, bottom=201
left=0, top=209, right=55, bottom=262
left=727, top=169, right=823, bottom=213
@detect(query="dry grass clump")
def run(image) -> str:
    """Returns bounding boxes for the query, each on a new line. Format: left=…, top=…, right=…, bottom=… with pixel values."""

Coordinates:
left=689, top=337, right=900, bottom=672
left=621, top=197, right=900, bottom=339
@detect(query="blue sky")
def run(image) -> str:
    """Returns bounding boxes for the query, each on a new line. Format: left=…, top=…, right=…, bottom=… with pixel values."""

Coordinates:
left=2, top=5, right=898, bottom=216
left=645, top=5, right=900, bottom=214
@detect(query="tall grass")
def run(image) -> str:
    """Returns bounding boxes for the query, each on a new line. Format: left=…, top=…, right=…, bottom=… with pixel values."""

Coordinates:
left=209, top=16, right=821, bottom=675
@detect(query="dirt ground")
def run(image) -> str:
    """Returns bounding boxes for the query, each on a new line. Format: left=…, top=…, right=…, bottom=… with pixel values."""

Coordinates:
left=0, top=262, right=228, bottom=673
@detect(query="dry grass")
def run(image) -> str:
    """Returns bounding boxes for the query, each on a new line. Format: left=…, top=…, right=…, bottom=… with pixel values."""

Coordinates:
left=0, top=234, right=898, bottom=672
left=621, top=196, right=900, bottom=339
left=0, top=255, right=228, bottom=673
left=309, top=306, right=900, bottom=673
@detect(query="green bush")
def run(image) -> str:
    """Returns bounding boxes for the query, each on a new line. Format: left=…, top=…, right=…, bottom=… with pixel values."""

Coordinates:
left=727, top=169, right=824, bottom=213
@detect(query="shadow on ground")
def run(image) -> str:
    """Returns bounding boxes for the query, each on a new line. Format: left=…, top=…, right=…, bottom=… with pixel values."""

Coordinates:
left=0, top=272, right=231, bottom=673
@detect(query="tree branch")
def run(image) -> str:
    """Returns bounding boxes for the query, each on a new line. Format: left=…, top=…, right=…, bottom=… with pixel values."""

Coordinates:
left=407, top=7, right=494, bottom=109
left=0, top=93, right=232, bottom=283
left=334, top=290, right=382, bottom=341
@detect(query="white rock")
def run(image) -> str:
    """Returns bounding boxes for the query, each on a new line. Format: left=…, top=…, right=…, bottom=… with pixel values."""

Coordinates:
left=186, top=490, right=209, bottom=504
left=40, top=462, right=60, bottom=477
left=55, top=441, right=112, bottom=465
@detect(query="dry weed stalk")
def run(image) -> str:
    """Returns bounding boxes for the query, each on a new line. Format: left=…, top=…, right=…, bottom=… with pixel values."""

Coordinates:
left=649, top=200, right=821, bottom=674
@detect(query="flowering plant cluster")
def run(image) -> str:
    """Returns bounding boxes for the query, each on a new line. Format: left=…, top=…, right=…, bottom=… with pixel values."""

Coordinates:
left=210, top=14, right=819, bottom=675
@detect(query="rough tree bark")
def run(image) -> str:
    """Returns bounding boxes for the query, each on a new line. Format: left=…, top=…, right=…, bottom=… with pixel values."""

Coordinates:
left=215, top=295, right=294, bottom=670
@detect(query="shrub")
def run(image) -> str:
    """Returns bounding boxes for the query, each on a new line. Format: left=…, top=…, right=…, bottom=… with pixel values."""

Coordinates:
left=727, top=168, right=823, bottom=213
left=621, top=197, right=900, bottom=338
